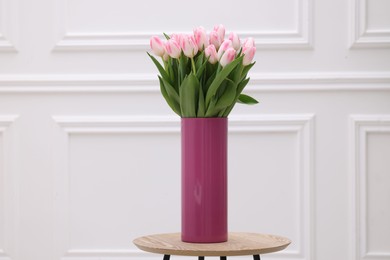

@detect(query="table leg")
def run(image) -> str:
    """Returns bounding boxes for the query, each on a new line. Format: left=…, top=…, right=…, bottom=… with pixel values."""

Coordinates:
left=253, top=255, right=261, bottom=260
left=220, top=256, right=227, bottom=260
left=163, top=255, right=170, bottom=260
left=199, top=256, right=205, bottom=260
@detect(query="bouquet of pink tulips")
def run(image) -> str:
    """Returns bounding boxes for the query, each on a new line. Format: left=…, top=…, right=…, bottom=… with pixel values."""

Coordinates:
left=149, top=24, right=258, bottom=117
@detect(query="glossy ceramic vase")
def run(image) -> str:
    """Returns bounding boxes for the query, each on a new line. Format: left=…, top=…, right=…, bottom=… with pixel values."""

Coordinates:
left=181, top=118, right=228, bottom=243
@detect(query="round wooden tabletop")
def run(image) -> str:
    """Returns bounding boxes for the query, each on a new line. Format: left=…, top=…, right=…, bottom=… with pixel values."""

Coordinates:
left=133, top=233, right=291, bottom=256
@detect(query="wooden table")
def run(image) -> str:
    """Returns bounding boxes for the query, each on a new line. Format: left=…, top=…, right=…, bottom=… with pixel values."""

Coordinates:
left=133, top=232, right=291, bottom=260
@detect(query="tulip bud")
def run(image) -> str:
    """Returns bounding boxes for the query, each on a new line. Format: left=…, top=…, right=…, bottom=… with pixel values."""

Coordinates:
left=150, top=36, right=166, bottom=57
left=219, top=48, right=236, bottom=67
left=165, top=39, right=181, bottom=59
left=204, top=44, right=218, bottom=64
left=242, top=46, right=256, bottom=66
left=228, top=32, right=241, bottom=50
left=181, top=35, right=198, bottom=58
left=217, top=40, right=233, bottom=60
left=213, top=24, right=225, bottom=43
left=193, top=26, right=208, bottom=51
left=242, top=37, right=255, bottom=49
left=209, top=31, right=221, bottom=49
left=171, top=33, right=184, bottom=46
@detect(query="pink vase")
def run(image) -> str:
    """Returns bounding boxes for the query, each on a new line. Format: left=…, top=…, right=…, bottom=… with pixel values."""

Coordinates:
left=181, top=118, right=228, bottom=243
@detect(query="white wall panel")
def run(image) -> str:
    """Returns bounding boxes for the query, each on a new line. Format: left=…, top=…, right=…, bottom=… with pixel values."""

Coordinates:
left=0, top=0, right=390, bottom=259
left=366, top=132, right=390, bottom=256
left=0, top=116, right=18, bottom=260
left=0, top=0, right=17, bottom=51
left=52, top=116, right=180, bottom=259
left=229, top=115, right=314, bottom=260
left=366, top=0, right=390, bottom=30
left=54, top=0, right=312, bottom=50
left=0, top=123, right=7, bottom=260
left=52, top=115, right=313, bottom=260
left=350, top=115, right=390, bottom=260
left=350, top=0, right=390, bottom=48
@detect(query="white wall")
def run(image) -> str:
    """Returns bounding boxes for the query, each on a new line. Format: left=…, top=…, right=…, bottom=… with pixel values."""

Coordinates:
left=0, top=0, right=389, bottom=260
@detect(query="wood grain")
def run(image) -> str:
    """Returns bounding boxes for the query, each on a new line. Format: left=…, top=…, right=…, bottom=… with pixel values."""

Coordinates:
left=133, top=233, right=291, bottom=256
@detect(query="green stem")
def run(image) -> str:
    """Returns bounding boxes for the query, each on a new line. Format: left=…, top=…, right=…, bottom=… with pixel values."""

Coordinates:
left=216, top=63, right=222, bottom=74
left=163, top=58, right=168, bottom=72
left=191, top=58, right=197, bottom=75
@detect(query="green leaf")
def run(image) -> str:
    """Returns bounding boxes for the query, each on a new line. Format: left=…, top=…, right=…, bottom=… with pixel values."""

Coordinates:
left=240, top=61, right=256, bottom=81
left=163, top=33, right=171, bottom=40
left=167, top=58, right=175, bottom=85
left=179, top=54, right=188, bottom=85
left=158, top=76, right=181, bottom=116
left=197, top=82, right=205, bottom=117
left=180, top=74, right=200, bottom=117
left=205, top=56, right=243, bottom=107
left=195, top=52, right=204, bottom=70
left=204, top=70, right=216, bottom=92
left=236, top=77, right=250, bottom=94
left=232, top=62, right=244, bottom=83
left=161, top=76, right=180, bottom=104
left=147, top=52, right=171, bottom=84
left=205, top=62, right=214, bottom=80
left=237, top=94, right=259, bottom=105
left=214, top=80, right=237, bottom=111
left=171, top=58, right=179, bottom=92
left=196, top=58, right=208, bottom=80
left=218, top=108, right=227, bottom=117
left=205, top=96, right=218, bottom=117
left=222, top=77, right=251, bottom=117
left=206, top=79, right=236, bottom=117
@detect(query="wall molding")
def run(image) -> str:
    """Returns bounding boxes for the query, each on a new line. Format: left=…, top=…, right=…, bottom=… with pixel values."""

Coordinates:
left=52, top=114, right=314, bottom=260
left=53, top=0, right=312, bottom=51
left=0, top=34, right=15, bottom=52
left=0, top=115, right=19, bottom=260
left=0, top=0, right=18, bottom=52
left=350, top=0, right=390, bottom=48
left=64, top=249, right=146, bottom=259
left=349, top=115, right=390, bottom=260
left=0, top=249, right=11, bottom=260
left=0, top=72, right=389, bottom=93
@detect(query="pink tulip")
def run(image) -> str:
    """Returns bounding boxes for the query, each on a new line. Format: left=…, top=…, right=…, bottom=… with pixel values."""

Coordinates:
left=165, top=39, right=181, bottom=59
left=193, top=26, right=208, bottom=51
left=242, top=46, right=256, bottom=66
left=242, top=37, right=255, bottom=49
left=150, top=36, right=165, bottom=57
left=209, top=31, right=221, bottom=49
left=205, top=45, right=218, bottom=64
left=213, top=24, right=225, bottom=43
left=171, top=33, right=185, bottom=46
left=228, top=32, right=241, bottom=50
left=217, top=40, right=233, bottom=60
left=181, top=35, right=198, bottom=58
left=219, top=48, right=236, bottom=67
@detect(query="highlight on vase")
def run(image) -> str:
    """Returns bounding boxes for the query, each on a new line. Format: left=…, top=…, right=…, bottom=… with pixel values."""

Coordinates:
left=148, top=24, right=258, bottom=118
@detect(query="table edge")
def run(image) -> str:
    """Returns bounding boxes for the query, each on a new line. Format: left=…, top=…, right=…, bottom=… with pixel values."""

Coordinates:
left=133, top=232, right=291, bottom=256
